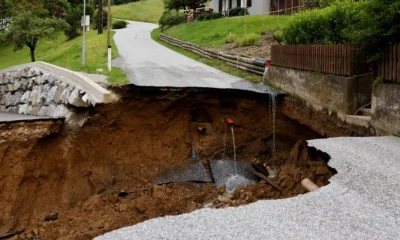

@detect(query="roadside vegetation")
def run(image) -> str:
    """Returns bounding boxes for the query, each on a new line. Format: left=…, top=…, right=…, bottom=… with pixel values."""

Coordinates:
left=111, top=0, right=164, bottom=23
left=281, top=0, right=400, bottom=62
left=0, top=31, right=128, bottom=84
left=162, top=15, right=288, bottom=47
left=151, top=28, right=262, bottom=83
left=0, top=0, right=127, bottom=84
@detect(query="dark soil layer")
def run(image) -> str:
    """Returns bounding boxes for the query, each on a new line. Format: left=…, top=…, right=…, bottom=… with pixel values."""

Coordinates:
left=0, top=90, right=334, bottom=240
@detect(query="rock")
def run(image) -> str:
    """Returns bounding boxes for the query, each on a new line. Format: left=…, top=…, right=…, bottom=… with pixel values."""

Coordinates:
left=38, top=106, right=48, bottom=116
left=47, top=86, right=62, bottom=104
left=18, top=104, right=29, bottom=115
left=53, top=105, right=69, bottom=117
left=135, top=197, right=147, bottom=213
left=117, top=203, right=128, bottom=212
left=68, top=88, right=90, bottom=107
left=11, top=91, right=22, bottom=105
left=20, top=91, right=31, bottom=103
left=153, top=185, right=167, bottom=199
left=7, top=83, right=13, bottom=92
left=30, top=87, right=40, bottom=105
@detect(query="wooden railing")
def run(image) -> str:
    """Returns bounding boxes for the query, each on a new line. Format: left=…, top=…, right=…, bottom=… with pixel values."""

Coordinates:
left=271, top=44, right=371, bottom=76
left=159, top=34, right=268, bottom=76
left=376, top=43, right=400, bottom=83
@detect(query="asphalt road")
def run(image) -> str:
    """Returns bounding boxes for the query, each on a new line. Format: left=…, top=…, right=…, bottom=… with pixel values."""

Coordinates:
left=95, top=136, right=400, bottom=240
left=112, top=21, right=277, bottom=94
left=0, top=112, right=63, bottom=123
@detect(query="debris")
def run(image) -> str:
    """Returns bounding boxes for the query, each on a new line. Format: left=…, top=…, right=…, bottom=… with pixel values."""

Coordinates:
left=247, top=168, right=282, bottom=193
left=0, top=229, right=24, bottom=240
left=301, top=178, right=320, bottom=192
left=44, top=213, right=59, bottom=221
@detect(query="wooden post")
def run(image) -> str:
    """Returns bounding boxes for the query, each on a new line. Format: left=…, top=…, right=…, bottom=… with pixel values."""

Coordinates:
left=98, top=0, right=103, bottom=34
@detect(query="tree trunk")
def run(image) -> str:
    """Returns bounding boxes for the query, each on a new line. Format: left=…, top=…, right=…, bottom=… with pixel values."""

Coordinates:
left=29, top=46, right=35, bottom=62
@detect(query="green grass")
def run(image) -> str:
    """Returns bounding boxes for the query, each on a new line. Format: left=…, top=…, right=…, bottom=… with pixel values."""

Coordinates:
left=0, top=31, right=128, bottom=84
left=111, top=0, right=164, bottom=23
left=163, top=15, right=289, bottom=47
left=151, top=28, right=262, bottom=83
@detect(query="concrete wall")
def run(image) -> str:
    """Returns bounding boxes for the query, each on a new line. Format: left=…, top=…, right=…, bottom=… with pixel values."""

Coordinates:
left=266, top=66, right=373, bottom=118
left=371, top=84, right=400, bottom=135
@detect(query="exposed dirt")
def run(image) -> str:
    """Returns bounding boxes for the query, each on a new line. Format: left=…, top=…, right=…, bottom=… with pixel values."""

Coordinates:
left=209, top=31, right=278, bottom=60
left=0, top=90, right=335, bottom=240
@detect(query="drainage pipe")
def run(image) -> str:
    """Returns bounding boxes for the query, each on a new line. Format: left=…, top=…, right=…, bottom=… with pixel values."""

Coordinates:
left=301, top=178, right=320, bottom=192
left=225, top=118, right=234, bottom=125
left=197, top=126, right=207, bottom=134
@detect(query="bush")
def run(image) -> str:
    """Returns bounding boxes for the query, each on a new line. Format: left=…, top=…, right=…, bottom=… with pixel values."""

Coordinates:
left=198, top=12, right=223, bottom=21
left=282, top=1, right=363, bottom=44
left=228, top=7, right=249, bottom=17
left=273, top=30, right=283, bottom=43
left=112, top=20, right=128, bottom=29
left=225, top=32, right=237, bottom=43
left=93, top=9, right=108, bottom=30
left=64, top=4, right=95, bottom=39
left=233, top=33, right=260, bottom=47
left=159, top=10, right=186, bottom=32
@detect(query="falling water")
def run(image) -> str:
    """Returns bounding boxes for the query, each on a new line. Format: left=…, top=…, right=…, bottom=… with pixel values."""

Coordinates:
left=231, top=125, right=237, bottom=175
left=222, top=122, right=227, bottom=159
left=262, top=67, right=268, bottom=82
left=270, top=92, right=277, bottom=161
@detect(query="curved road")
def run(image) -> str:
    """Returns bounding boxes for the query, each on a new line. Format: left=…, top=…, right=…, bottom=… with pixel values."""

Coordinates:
left=113, top=21, right=275, bottom=93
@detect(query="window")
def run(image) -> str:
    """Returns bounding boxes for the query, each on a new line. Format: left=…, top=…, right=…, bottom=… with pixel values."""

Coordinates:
left=247, top=0, right=252, bottom=7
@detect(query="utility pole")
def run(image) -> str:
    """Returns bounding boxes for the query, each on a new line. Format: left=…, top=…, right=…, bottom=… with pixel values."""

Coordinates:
left=98, top=0, right=103, bottom=34
left=107, top=0, right=112, bottom=71
left=82, top=0, right=86, bottom=67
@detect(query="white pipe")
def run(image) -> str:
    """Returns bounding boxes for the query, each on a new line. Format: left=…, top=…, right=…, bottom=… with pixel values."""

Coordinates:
left=301, top=178, right=320, bottom=192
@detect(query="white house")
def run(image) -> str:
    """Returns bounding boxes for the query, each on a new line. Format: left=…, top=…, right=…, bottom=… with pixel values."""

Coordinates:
left=213, top=0, right=271, bottom=15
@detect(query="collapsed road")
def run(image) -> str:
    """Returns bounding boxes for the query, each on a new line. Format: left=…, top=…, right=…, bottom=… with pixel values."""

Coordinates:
left=0, top=84, right=340, bottom=240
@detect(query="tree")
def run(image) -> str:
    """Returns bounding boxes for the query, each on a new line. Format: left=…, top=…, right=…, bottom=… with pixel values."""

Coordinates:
left=0, top=13, right=68, bottom=62
left=0, top=0, right=14, bottom=30
left=164, top=0, right=207, bottom=11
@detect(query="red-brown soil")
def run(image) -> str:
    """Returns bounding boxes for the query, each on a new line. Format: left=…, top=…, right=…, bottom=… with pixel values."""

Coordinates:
left=0, top=90, right=334, bottom=240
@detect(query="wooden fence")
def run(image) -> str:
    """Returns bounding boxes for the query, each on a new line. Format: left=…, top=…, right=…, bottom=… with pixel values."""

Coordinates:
left=376, top=43, right=400, bottom=83
left=159, top=34, right=268, bottom=76
left=271, top=45, right=371, bottom=76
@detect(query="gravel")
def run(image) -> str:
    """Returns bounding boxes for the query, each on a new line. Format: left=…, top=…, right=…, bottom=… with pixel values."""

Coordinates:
left=95, top=136, right=400, bottom=240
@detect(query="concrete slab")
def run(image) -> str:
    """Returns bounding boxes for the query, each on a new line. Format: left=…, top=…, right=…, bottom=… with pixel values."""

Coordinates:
left=0, top=112, right=64, bottom=123
left=153, top=161, right=212, bottom=185
left=95, top=137, right=400, bottom=240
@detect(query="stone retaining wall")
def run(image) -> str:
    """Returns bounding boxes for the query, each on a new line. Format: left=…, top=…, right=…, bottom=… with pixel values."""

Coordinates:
left=0, top=67, right=95, bottom=117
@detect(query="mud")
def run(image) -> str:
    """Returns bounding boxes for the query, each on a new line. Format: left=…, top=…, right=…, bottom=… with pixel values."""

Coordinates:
left=0, top=89, right=335, bottom=240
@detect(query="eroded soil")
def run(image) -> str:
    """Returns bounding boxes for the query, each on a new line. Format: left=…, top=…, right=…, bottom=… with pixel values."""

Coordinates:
left=0, top=90, right=334, bottom=240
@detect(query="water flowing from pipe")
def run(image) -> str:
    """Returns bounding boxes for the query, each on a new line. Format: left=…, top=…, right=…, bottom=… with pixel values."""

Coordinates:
left=270, top=92, right=277, bottom=162
left=231, top=125, right=237, bottom=175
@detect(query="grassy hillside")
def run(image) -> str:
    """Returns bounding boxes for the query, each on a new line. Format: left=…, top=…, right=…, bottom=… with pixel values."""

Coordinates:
left=111, top=0, right=164, bottom=23
left=0, top=31, right=128, bottom=84
left=163, top=15, right=289, bottom=46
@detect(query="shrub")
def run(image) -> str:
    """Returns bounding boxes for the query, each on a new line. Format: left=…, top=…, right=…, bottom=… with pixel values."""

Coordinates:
left=225, top=32, right=237, bottom=43
left=228, top=7, right=249, bottom=17
left=233, top=33, right=260, bottom=47
left=273, top=30, right=283, bottom=43
left=198, top=12, right=223, bottom=21
left=159, top=10, right=186, bottom=32
left=64, top=4, right=95, bottom=39
left=282, top=1, right=364, bottom=44
left=112, top=20, right=128, bottom=29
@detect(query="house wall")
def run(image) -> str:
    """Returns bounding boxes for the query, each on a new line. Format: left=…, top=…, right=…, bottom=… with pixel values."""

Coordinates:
left=213, top=0, right=271, bottom=15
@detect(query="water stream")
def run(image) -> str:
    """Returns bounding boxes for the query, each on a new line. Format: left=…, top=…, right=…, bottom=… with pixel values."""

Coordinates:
left=231, top=125, right=237, bottom=175
left=270, top=92, right=277, bottom=162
